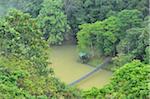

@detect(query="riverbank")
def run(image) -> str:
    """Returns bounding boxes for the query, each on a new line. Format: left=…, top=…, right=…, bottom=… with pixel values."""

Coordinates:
left=49, top=44, right=112, bottom=89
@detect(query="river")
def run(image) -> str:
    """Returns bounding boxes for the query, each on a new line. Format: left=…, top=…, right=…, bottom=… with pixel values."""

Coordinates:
left=49, top=45, right=112, bottom=90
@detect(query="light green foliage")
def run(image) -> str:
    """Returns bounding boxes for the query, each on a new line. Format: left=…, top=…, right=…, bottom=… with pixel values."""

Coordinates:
left=0, top=56, right=81, bottom=98
left=0, top=9, right=50, bottom=75
left=0, top=9, right=81, bottom=98
left=0, top=59, right=33, bottom=98
left=0, top=0, right=149, bottom=98
left=0, top=57, right=34, bottom=98
left=38, top=0, right=70, bottom=45
left=83, top=60, right=150, bottom=98
left=108, top=60, right=149, bottom=98
left=77, top=16, right=118, bottom=57
left=77, top=9, right=143, bottom=58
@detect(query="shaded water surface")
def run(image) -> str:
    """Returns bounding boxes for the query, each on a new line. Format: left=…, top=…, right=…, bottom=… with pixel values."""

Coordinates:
left=50, top=45, right=112, bottom=89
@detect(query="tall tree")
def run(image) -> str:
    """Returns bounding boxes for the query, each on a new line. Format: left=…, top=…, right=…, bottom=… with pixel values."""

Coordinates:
left=63, top=0, right=148, bottom=35
left=38, top=0, right=70, bottom=45
left=77, top=16, right=118, bottom=56
left=0, top=9, right=49, bottom=75
left=116, top=10, right=143, bottom=39
left=0, top=9, right=81, bottom=98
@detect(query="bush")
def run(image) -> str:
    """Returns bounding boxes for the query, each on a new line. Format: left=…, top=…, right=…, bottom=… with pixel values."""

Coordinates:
left=83, top=60, right=149, bottom=98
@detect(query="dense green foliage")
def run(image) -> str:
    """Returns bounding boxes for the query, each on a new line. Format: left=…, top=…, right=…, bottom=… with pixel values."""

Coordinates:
left=114, top=16, right=150, bottom=67
left=0, top=57, right=33, bottom=98
left=77, top=10, right=144, bottom=57
left=83, top=60, right=149, bottom=98
left=77, top=16, right=117, bottom=56
left=0, top=56, right=81, bottom=98
left=116, top=27, right=149, bottom=61
left=38, top=0, right=70, bottom=45
left=64, top=0, right=149, bottom=34
left=0, top=0, right=149, bottom=98
left=0, top=9, right=49, bottom=75
left=0, top=9, right=81, bottom=98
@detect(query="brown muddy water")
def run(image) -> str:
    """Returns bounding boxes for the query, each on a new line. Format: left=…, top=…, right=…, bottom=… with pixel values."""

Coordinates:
left=49, top=45, right=112, bottom=90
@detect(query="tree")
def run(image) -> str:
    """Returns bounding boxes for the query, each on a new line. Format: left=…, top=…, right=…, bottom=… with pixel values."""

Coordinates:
left=77, top=9, right=144, bottom=58
left=0, top=9, right=82, bottom=98
left=116, top=9, right=143, bottom=39
left=117, top=27, right=149, bottom=62
left=63, top=0, right=148, bottom=35
left=0, top=56, right=81, bottom=98
left=0, top=9, right=49, bottom=75
left=63, top=0, right=85, bottom=35
left=77, top=16, right=118, bottom=57
left=117, top=28, right=144, bottom=54
left=38, top=0, right=70, bottom=45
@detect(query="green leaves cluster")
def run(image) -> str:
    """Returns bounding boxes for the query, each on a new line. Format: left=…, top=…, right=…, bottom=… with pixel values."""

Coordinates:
left=0, top=57, right=34, bottom=98
left=0, top=56, right=81, bottom=98
left=0, top=0, right=149, bottom=98
left=0, top=9, right=81, bottom=98
left=64, top=0, right=149, bottom=34
left=0, top=9, right=50, bottom=75
left=77, top=10, right=143, bottom=58
left=114, top=16, right=150, bottom=66
left=83, top=60, right=150, bottom=98
left=38, top=0, right=70, bottom=45
left=77, top=17, right=118, bottom=56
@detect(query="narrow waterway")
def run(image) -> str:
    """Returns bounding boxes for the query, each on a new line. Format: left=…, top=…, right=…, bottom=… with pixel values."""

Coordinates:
left=49, top=45, right=112, bottom=89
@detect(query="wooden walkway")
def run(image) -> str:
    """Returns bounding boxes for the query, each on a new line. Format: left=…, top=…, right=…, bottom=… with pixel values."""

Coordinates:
left=69, top=57, right=111, bottom=86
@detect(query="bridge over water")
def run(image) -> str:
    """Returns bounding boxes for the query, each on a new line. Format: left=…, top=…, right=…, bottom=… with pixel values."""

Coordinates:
left=51, top=45, right=112, bottom=89
left=69, top=57, right=112, bottom=86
